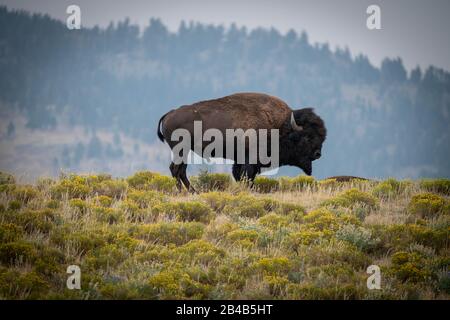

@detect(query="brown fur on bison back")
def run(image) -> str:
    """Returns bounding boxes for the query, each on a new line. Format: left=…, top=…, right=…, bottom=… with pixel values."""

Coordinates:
left=161, top=92, right=292, bottom=142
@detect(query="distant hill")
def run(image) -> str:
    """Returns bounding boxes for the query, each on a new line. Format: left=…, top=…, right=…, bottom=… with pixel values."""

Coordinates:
left=0, top=6, right=449, bottom=179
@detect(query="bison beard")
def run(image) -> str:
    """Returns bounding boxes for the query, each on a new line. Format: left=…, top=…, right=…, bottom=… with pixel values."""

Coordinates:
left=157, top=92, right=326, bottom=192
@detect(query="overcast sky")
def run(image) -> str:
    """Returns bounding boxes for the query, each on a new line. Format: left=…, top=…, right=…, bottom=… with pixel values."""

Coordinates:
left=1, top=0, right=449, bottom=71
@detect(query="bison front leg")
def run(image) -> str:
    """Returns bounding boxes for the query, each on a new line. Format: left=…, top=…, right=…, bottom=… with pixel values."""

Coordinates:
left=233, top=163, right=260, bottom=184
left=244, top=164, right=259, bottom=182
left=169, top=162, right=183, bottom=192
left=232, top=164, right=244, bottom=181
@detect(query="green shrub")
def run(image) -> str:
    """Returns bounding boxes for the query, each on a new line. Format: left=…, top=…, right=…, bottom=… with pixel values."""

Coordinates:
left=69, top=198, right=89, bottom=214
left=336, top=225, right=380, bottom=252
left=275, top=202, right=306, bottom=216
left=12, top=209, right=58, bottom=234
left=0, top=269, right=49, bottom=299
left=390, top=251, right=433, bottom=283
left=204, top=217, right=238, bottom=240
left=226, top=229, right=259, bottom=246
left=0, top=223, right=24, bottom=243
left=263, top=275, right=290, bottom=296
left=322, top=188, right=378, bottom=209
left=215, top=256, right=261, bottom=291
left=92, top=206, right=124, bottom=224
left=152, top=201, right=212, bottom=223
left=8, top=200, right=21, bottom=210
left=127, top=171, right=157, bottom=189
left=278, top=177, right=293, bottom=191
left=174, top=239, right=225, bottom=265
left=279, top=175, right=316, bottom=191
left=50, top=229, right=107, bottom=254
left=148, top=268, right=211, bottom=299
left=200, top=191, right=233, bottom=212
left=408, top=193, right=448, bottom=217
left=148, top=175, right=177, bottom=193
left=134, top=222, right=205, bottom=245
left=96, top=195, right=113, bottom=207
left=286, top=229, right=326, bottom=248
left=420, top=179, right=450, bottom=195
left=437, top=271, right=450, bottom=295
left=83, top=244, right=130, bottom=270
left=228, top=201, right=267, bottom=218
left=225, top=226, right=271, bottom=248
left=304, top=241, right=371, bottom=270
left=50, top=175, right=92, bottom=199
left=303, top=208, right=360, bottom=232
left=222, top=193, right=268, bottom=218
left=318, top=178, right=339, bottom=190
left=148, top=269, right=187, bottom=299
left=98, top=282, right=141, bottom=299
left=127, top=189, right=164, bottom=208
left=46, top=199, right=60, bottom=209
left=287, top=270, right=365, bottom=300
left=291, top=175, right=316, bottom=190
left=33, top=244, right=66, bottom=276
left=253, top=176, right=279, bottom=193
left=0, top=171, right=15, bottom=185
left=258, top=213, right=290, bottom=229
left=0, top=241, right=37, bottom=265
left=372, top=178, right=409, bottom=199
left=194, top=171, right=232, bottom=191
left=36, top=178, right=56, bottom=192
left=11, top=185, right=39, bottom=203
left=120, top=200, right=148, bottom=222
left=378, top=224, right=448, bottom=251
left=255, top=257, right=292, bottom=275
left=94, top=179, right=128, bottom=198
left=257, top=197, right=280, bottom=212
left=127, top=171, right=176, bottom=192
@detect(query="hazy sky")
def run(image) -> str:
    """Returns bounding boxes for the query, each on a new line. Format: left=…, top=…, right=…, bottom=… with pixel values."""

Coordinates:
left=1, top=0, right=449, bottom=71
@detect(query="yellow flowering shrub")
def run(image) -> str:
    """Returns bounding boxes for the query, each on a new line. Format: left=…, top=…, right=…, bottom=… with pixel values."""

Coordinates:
left=408, top=193, right=448, bottom=217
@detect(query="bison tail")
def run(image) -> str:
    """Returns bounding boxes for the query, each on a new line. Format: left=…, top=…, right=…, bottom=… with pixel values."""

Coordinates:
left=157, top=113, right=167, bottom=143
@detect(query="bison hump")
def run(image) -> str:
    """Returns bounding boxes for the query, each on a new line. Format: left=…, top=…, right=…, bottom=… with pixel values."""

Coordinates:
left=192, top=92, right=292, bottom=130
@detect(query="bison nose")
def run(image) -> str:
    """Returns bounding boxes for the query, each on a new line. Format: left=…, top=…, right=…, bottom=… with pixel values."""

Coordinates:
left=313, top=150, right=321, bottom=159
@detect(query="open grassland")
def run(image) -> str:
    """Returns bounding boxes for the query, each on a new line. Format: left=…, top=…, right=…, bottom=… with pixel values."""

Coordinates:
left=0, top=171, right=449, bottom=299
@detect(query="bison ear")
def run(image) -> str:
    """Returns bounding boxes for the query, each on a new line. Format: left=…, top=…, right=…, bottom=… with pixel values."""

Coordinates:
left=288, top=132, right=301, bottom=142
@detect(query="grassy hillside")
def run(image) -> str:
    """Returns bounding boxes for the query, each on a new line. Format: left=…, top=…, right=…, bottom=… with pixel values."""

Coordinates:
left=0, top=171, right=449, bottom=299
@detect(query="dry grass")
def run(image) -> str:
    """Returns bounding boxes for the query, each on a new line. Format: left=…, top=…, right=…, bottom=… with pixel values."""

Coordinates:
left=0, top=171, right=448, bottom=300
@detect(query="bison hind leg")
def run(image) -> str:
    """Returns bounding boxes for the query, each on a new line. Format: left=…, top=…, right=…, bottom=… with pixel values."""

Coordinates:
left=179, top=164, right=196, bottom=193
left=170, top=162, right=196, bottom=193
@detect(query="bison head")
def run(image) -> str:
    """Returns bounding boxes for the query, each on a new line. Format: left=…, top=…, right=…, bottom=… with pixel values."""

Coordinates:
left=280, top=108, right=327, bottom=175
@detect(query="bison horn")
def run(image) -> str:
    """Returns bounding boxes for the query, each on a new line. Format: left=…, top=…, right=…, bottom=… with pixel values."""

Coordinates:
left=290, top=113, right=303, bottom=131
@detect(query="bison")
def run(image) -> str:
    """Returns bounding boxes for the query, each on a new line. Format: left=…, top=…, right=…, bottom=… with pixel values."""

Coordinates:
left=157, top=92, right=326, bottom=192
